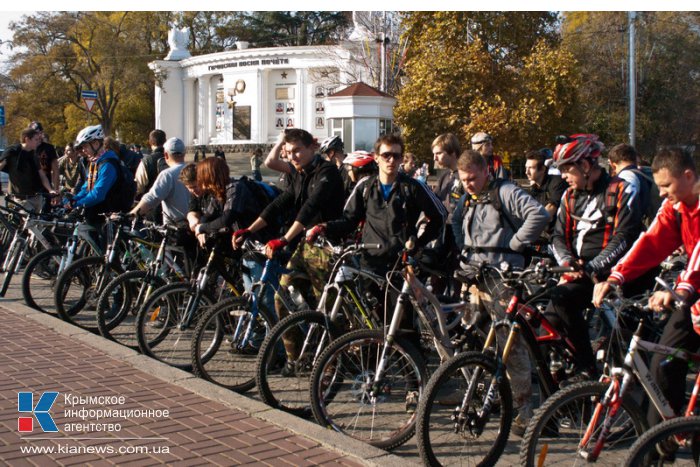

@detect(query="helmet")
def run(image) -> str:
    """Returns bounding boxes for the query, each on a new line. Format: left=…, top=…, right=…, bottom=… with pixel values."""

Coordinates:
left=343, top=151, right=375, bottom=168
left=320, top=135, right=344, bottom=154
left=75, top=124, right=105, bottom=147
left=553, top=134, right=604, bottom=168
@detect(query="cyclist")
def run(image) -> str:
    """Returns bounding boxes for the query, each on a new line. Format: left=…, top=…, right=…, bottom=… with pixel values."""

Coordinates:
left=29, top=121, right=60, bottom=208
left=593, top=147, right=699, bottom=427
left=470, top=131, right=510, bottom=180
left=452, top=149, right=550, bottom=434
left=0, top=127, right=53, bottom=212
left=319, top=135, right=352, bottom=195
left=525, top=149, right=568, bottom=244
left=341, top=150, right=378, bottom=192
left=57, top=143, right=86, bottom=195
left=135, top=129, right=167, bottom=198
left=129, top=137, right=189, bottom=229
left=309, top=133, right=446, bottom=276
left=233, top=128, right=344, bottom=323
left=608, top=143, right=660, bottom=227
left=547, top=133, right=643, bottom=382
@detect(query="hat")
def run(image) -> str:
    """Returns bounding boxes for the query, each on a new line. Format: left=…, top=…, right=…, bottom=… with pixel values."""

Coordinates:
left=29, top=121, right=43, bottom=132
left=164, top=137, right=185, bottom=155
left=471, top=132, right=493, bottom=145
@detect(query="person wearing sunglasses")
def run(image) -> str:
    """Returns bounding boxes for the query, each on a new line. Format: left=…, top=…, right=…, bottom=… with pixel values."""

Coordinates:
left=308, top=133, right=447, bottom=275
left=471, top=131, right=510, bottom=180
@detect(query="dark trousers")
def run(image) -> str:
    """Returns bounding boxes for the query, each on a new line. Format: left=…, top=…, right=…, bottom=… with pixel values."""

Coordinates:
left=545, top=277, right=596, bottom=372
left=647, top=305, right=700, bottom=425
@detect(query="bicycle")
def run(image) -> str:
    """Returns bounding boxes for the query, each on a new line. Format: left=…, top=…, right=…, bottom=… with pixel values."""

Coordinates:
left=190, top=239, right=303, bottom=392
left=135, top=229, right=243, bottom=370
left=53, top=213, right=152, bottom=330
left=255, top=240, right=385, bottom=416
left=520, top=279, right=692, bottom=466
left=415, top=260, right=579, bottom=467
left=21, top=209, right=102, bottom=313
left=95, top=220, right=191, bottom=348
left=624, top=415, right=700, bottom=466
left=307, top=245, right=472, bottom=450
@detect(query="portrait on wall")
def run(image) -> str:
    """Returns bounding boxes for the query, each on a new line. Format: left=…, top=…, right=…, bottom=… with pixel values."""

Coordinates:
left=315, top=86, right=325, bottom=97
left=326, top=87, right=336, bottom=96
left=276, top=118, right=284, bottom=129
left=315, top=117, right=325, bottom=129
left=287, top=118, right=294, bottom=128
left=275, top=102, right=284, bottom=114
left=315, top=101, right=324, bottom=113
left=286, top=102, right=295, bottom=114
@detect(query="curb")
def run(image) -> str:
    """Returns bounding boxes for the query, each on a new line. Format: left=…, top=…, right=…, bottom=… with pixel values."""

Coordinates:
left=1, top=299, right=418, bottom=467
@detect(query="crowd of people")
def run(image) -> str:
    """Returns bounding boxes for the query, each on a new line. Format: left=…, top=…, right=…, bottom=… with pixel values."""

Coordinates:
left=1, top=121, right=699, bottom=441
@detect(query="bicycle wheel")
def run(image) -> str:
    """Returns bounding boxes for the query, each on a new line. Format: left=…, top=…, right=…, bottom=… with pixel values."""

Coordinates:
left=309, top=328, right=427, bottom=450
left=54, top=256, right=122, bottom=331
left=624, top=415, right=700, bottom=467
left=96, top=270, right=166, bottom=349
left=416, top=351, right=513, bottom=467
left=136, top=282, right=214, bottom=370
left=191, top=297, right=277, bottom=392
left=21, top=247, right=64, bottom=314
left=520, top=380, right=647, bottom=466
left=256, top=309, right=342, bottom=416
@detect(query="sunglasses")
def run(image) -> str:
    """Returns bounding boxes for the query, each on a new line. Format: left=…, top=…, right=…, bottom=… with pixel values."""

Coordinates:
left=379, top=151, right=403, bottom=161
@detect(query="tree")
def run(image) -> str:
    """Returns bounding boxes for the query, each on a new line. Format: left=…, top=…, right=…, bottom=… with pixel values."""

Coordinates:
left=242, top=12, right=350, bottom=47
left=394, top=12, right=579, bottom=162
left=561, top=11, right=700, bottom=155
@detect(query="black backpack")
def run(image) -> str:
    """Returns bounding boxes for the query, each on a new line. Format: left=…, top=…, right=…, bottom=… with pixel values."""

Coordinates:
left=238, top=176, right=281, bottom=207
left=631, top=167, right=662, bottom=226
left=101, top=157, right=137, bottom=212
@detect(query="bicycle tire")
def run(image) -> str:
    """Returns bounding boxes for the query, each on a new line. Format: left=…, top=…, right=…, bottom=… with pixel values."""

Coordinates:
left=309, top=328, right=427, bottom=450
left=96, top=270, right=166, bottom=348
left=520, top=380, right=647, bottom=466
left=54, top=256, right=122, bottom=331
left=624, top=415, right=700, bottom=467
left=256, top=309, right=341, bottom=416
left=191, top=297, right=277, bottom=393
left=136, top=282, right=214, bottom=370
left=21, top=247, right=64, bottom=314
left=416, top=351, right=513, bottom=467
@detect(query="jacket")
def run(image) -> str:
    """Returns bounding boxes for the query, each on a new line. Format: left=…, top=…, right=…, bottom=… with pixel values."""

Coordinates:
left=325, top=173, right=447, bottom=270
left=452, top=179, right=549, bottom=269
left=260, top=155, right=344, bottom=241
left=551, top=170, right=643, bottom=278
left=609, top=196, right=700, bottom=296
left=73, top=150, right=119, bottom=222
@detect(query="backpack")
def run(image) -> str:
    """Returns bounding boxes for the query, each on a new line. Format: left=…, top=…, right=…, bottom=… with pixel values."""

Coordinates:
left=631, top=167, right=662, bottom=226
left=238, top=176, right=281, bottom=207
left=101, top=157, right=137, bottom=212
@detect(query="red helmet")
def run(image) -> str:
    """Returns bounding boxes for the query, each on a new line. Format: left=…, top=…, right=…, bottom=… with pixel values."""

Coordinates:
left=344, top=151, right=376, bottom=168
left=692, top=300, right=700, bottom=336
left=553, top=134, right=604, bottom=168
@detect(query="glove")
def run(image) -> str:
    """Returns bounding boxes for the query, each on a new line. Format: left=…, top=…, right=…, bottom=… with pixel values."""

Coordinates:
left=306, top=224, right=326, bottom=243
left=233, top=228, right=250, bottom=242
left=266, top=237, right=289, bottom=254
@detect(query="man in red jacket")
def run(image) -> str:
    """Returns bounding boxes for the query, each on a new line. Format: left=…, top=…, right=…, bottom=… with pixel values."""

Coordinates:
left=593, top=146, right=699, bottom=426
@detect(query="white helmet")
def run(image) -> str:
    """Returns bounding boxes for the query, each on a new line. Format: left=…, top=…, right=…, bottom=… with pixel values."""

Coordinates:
left=75, top=124, right=105, bottom=148
left=319, top=135, right=344, bottom=154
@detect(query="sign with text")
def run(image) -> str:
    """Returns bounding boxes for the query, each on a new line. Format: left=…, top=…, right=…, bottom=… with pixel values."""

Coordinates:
left=81, top=90, right=98, bottom=112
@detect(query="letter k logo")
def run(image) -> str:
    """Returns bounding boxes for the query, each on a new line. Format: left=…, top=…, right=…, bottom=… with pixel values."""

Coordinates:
left=18, top=392, right=59, bottom=432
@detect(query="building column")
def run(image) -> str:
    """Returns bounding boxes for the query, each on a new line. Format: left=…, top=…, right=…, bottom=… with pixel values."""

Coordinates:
left=295, top=68, right=306, bottom=131
left=197, top=77, right=208, bottom=145
left=182, top=77, right=195, bottom=145
left=255, top=69, right=265, bottom=143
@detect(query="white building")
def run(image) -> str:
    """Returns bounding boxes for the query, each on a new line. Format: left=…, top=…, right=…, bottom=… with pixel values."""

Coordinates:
left=150, top=34, right=396, bottom=152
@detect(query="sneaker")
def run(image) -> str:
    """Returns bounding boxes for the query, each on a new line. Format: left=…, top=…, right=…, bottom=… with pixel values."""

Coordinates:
left=280, top=362, right=296, bottom=378
left=405, top=391, right=419, bottom=414
left=511, top=414, right=530, bottom=437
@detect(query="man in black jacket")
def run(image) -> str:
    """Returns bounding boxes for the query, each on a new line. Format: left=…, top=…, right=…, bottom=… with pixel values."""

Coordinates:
left=233, top=128, right=344, bottom=304
left=309, top=133, right=447, bottom=274
left=135, top=129, right=167, bottom=197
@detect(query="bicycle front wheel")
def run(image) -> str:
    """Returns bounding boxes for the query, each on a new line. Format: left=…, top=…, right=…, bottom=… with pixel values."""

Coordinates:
left=191, top=297, right=276, bottom=393
left=256, top=309, right=341, bottom=416
left=624, top=415, right=700, bottom=467
left=22, top=247, right=64, bottom=313
left=520, top=380, right=647, bottom=467
left=416, top=351, right=513, bottom=467
left=309, top=328, right=427, bottom=450
left=54, top=256, right=122, bottom=331
left=97, top=270, right=166, bottom=348
left=136, top=282, right=214, bottom=370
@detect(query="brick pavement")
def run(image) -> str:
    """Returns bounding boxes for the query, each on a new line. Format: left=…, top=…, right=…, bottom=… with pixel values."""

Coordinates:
left=0, top=302, right=411, bottom=466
